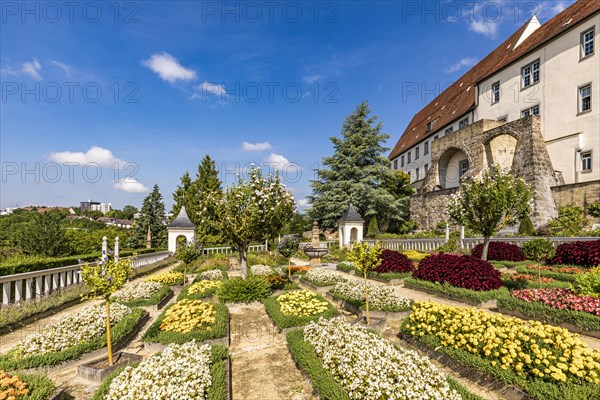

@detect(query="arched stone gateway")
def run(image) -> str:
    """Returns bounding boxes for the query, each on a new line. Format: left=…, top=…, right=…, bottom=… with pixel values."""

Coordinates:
left=411, top=116, right=563, bottom=230
left=167, top=205, right=196, bottom=253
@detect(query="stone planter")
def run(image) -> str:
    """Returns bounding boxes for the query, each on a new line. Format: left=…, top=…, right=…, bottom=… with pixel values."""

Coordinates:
left=362, top=308, right=411, bottom=321
left=351, top=316, right=386, bottom=332
left=325, top=292, right=362, bottom=315
left=367, top=275, right=404, bottom=285
left=48, top=388, right=65, bottom=400
left=78, top=351, right=144, bottom=383
left=299, top=278, right=335, bottom=294
left=153, top=289, right=174, bottom=311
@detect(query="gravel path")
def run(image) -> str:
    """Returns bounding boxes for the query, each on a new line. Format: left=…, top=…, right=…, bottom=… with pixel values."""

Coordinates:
left=229, top=302, right=316, bottom=400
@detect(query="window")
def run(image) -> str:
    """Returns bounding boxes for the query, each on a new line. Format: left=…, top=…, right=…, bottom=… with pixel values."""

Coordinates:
left=459, top=160, right=469, bottom=177
left=425, top=163, right=429, bottom=173
left=415, top=146, right=420, bottom=160
left=521, top=60, right=540, bottom=88
left=434, top=134, right=439, bottom=140
left=497, top=115, right=507, bottom=122
left=579, top=84, right=592, bottom=113
left=521, top=105, right=540, bottom=118
left=415, top=167, right=420, bottom=180
left=459, top=117, right=469, bottom=129
left=393, top=159, right=398, bottom=170
left=427, top=118, right=438, bottom=132
left=491, top=81, right=500, bottom=103
left=445, top=127, right=453, bottom=134
left=401, top=155, right=405, bottom=167
left=582, top=28, right=595, bottom=58
left=581, top=151, right=592, bottom=171
left=424, top=141, right=429, bottom=155
left=407, top=151, right=411, bottom=163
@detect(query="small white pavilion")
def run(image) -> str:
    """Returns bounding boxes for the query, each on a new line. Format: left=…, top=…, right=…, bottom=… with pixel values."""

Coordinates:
left=167, top=205, right=196, bottom=253
left=338, top=203, right=364, bottom=248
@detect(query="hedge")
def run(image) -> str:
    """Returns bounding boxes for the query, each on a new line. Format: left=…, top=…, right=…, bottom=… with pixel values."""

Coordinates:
left=7, top=371, right=56, bottom=400
left=516, top=266, right=579, bottom=283
left=403, top=277, right=509, bottom=304
left=400, top=321, right=600, bottom=400
left=0, top=248, right=163, bottom=276
left=264, top=294, right=338, bottom=330
left=0, top=308, right=146, bottom=371
left=143, top=302, right=229, bottom=345
left=496, top=295, right=600, bottom=332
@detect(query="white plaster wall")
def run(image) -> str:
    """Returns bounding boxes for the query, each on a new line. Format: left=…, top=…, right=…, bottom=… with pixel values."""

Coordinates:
left=167, top=228, right=195, bottom=253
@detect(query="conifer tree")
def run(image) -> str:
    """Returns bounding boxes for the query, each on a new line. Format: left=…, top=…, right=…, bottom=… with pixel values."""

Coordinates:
left=134, top=184, right=167, bottom=248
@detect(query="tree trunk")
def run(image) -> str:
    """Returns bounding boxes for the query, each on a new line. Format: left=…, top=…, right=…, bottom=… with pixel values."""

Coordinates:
left=481, top=236, right=491, bottom=261
left=239, top=245, right=248, bottom=278
left=106, top=301, right=113, bottom=365
left=364, top=272, right=370, bottom=324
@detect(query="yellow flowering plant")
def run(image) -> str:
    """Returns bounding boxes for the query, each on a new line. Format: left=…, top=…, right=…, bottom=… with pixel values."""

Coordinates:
left=146, top=271, right=185, bottom=285
left=277, top=290, right=329, bottom=317
left=159, top=300, right=216, bottom=334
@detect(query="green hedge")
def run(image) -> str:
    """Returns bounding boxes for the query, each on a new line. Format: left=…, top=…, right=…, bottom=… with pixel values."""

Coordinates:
left=91, top=345, right=228, bottom=400
left=367, top=271, right=412, bottom=281
left=497, top=295, right=600, bottom=332
left=335, top=262, right=357, bottom=274
left=114, top=284, right=172, bottom=308
left=0, top=248, right=163, bottom=276
left=501, top=277, right=572, bottom=291
left=489, top=260, right=535, bottom=269
left=0, top=308, right=146, bottom=371
left=143, top=302, right=229, bottom=345
left=400, top=321, right=600, bottom=400
left=403, top=277, right=510, bottom=303
left=264, top=294, right=338, bottom=330
left=217, top=276, right=271, bottom=303
left=516, top=266, right=579, bottom=283
left=9, top=372, right=56, bottom=400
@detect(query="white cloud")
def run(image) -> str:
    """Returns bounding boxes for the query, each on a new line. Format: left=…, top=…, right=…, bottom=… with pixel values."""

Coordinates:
left=302, top=75, right=321, bottom=84
left=242, top=141, right=272, bottom=152
left=200, top=81, right=226, bottom=96
left=469, top=19, right=499, bottom=38
left=296, top=198, right=309, bottom=208
left=535, top=1, right=571, bottom=18
left=267, top=153, right=289, bottom=166
left=51, top=60, right=73, bottom=75
left=22, top=59, right=42, bottom=80
left=48, top=146, right=125, bottom=168
left=113, top=177, right=149, bottom=193
left=444, top=57, right=478, bottom=73
left=142, top=52, right=197, bottom=83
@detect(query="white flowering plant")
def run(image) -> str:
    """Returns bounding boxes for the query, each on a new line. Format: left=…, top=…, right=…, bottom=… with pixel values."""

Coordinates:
left=302, top=317, right=462, bottom=400
left=103, top=341, right=215, bottom=400
left=305, top=268, right=347, bottom=286
left=197, top=269, right=226, bottom=281
left=250, top=264, right=274, bottom=276
left=113, top=281, right=167, bottom=307
left=331, top=280, right=411, bottom=312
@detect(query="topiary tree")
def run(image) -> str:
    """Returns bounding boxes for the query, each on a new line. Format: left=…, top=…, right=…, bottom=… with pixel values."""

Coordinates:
left=448, top=166, right=532, bottom=261
left=367, top=217, right=380, bottom=237
left=80, top=255, right=133, bottom=365
left=175, top=241, right=203, bottom=286
left=349, top=241, right=383, bottom=324
left=522, top=238, right=555, bottom=262
left=518, top=215, right=535, bottom=236
left=209, top=166, right=295, bottom=277
left=588, top=201, right=600, bottom=219
left=278, top=234, right=301, bottom=279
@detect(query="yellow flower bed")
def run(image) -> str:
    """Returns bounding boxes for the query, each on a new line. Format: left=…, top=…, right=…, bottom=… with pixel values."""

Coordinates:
left=146, top=271, right=184, bottom=285
left=160, top=300, right=216, bottom=334
left=187, top=280, right=222, bottom=296
left=0, top=370, right=29, bottom=400
left=402, top=250, right=428, bottom=261
left=405, top=301, right=600, bottom=384
left=277, top=290, right=329, bottom=317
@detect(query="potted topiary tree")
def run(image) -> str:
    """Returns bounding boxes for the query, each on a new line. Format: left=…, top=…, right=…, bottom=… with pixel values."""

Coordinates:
left=349, top=241, right=383, bottom=324
left=278, top=234, right=301, bottom=279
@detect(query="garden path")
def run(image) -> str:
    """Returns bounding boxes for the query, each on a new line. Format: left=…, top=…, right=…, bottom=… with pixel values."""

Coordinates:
left=228, top=302, right=317, bottom=400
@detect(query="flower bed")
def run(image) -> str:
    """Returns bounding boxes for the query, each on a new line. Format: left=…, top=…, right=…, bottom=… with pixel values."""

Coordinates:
left=330, top=281, right=411, bottom=312
left=402, top=301, right=600, bottom=400
left=0, top=370, right=55, bottom=400
left=179, top=280, right=223, bottom=300
left=146, top=271, right=185, bottom=285
left=500, top=272, right=571, bottom=290
left=101, top=342, right=222, bottom=400
left=197, top=269, right=226, bottom=281
left=471, top=241, right=526, bottom=261
left=304, top=269, right=347, bottom=286
left=299, top=317, right=462, bottom=400
left=516, top=265, right=585, bottom=282
left=114, top=281, right=172, bottom=308
left=403, top=277, right=508, bottom=306
left=0, top=305, right=145, bottom=371
left=550, top=240, right=600, bottom=267
left=402, top=250, right=428, bottom=261
left=143, top=300, right=229, bottom=345
left=376, top=250, right=414, bottom=273
left=414, top=253, right=503, bottom=291
left=264, top=291, right=337, bottom=330
left=511, top=288, right=600, bottom=316
left=249, top=264, right=273, bottom=276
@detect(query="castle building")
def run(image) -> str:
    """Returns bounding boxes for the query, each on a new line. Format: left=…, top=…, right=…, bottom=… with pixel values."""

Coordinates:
left=389, top=0, right=599, bottom=229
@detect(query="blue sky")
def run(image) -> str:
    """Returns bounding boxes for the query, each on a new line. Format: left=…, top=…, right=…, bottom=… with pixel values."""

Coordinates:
left=0, top=0, right=573, bottom=211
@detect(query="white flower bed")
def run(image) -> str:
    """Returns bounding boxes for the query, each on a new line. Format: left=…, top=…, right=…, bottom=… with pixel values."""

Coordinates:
left=13, top=303, right=131, bottom=358
left=250, top=264, right=273, bottom=276
left=105, top=341, right=212, bottom=400
left=304, top=318, right=461, bottom=400
left=115, top=281, right=163, bottom=302
left=305, top=268, right=346, bottom=285
left=332, top=280, right=411, bottom=311
left=198, top=269, right=225, bottom=281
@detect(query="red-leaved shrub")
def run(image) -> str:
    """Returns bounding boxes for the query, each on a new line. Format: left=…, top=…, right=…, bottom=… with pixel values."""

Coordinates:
left=413, top=253, right=503, bottom=291
left=550, top=240, right=600, bottom=267
left=471, top=241, right=526, bottom=261
left=376, top=250, right=414, bottom=273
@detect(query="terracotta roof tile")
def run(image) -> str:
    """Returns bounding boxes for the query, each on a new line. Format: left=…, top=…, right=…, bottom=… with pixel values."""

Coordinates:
left=389, top=0, right=600, bottom=160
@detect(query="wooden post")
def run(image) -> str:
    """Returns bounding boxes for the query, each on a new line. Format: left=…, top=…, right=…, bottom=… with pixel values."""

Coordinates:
left=106, top=301, right=113, bottom=365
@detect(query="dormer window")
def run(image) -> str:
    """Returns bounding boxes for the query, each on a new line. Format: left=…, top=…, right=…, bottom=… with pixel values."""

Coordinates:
left=427, top=118, right=438, bottom=132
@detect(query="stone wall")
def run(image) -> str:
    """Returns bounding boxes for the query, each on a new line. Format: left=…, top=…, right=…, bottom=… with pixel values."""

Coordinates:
left=411, top=116, right=563, bottom=230
left=552, top=180, right=600, bottom=210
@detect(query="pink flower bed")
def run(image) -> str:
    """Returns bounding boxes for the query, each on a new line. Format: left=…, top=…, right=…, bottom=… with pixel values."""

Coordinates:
left=512, top=288, right=600, bottom=316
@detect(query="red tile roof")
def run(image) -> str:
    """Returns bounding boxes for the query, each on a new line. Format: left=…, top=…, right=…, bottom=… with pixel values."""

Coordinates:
left=389, top=0, right=600, bottom=160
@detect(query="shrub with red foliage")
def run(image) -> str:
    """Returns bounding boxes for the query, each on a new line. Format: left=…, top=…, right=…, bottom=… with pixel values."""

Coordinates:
left=550, top=240, right=600, bottom=267
left=413, top=253, right=503, bottom=291
left=471, top=241, right=526, bottom=261
left=376, top=250, right=414, bottom=273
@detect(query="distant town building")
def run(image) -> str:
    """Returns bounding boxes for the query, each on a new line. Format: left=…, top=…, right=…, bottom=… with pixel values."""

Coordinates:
left=80, top=200, right=112, bottom=214
left=96, top=216, right=134, bottom=229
